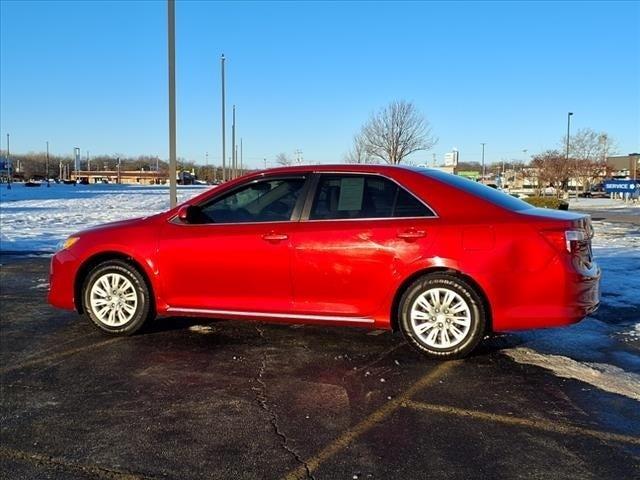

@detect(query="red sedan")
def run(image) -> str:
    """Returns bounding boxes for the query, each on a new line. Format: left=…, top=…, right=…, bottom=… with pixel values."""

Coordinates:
left=48, top=165, right=600, bottom=359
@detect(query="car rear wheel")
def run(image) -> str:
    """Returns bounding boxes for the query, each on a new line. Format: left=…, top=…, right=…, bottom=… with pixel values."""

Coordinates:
left=82, top=260, right=153, bottom=335
left=398, top=273, right=486, bottom=359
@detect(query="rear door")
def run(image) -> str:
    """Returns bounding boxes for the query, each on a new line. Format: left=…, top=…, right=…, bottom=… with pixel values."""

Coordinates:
left=290, top=173, right=436, bottom=318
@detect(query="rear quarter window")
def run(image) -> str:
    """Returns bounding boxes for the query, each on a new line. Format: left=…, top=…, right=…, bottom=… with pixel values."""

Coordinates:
left=418, top=169, right=533, bottom=212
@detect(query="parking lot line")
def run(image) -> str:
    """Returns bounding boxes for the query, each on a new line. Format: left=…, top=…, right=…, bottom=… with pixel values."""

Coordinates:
left=0, top=338, right=121, bottom=375
left=282, top=361, right=458, bottom=480
left=0, top=446, right=149, bottom=479
left=402, top=400, right=640, bottom=446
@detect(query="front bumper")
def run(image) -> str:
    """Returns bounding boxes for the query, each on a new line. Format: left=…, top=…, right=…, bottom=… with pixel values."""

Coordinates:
left=48, top=250, right=79, bottom=311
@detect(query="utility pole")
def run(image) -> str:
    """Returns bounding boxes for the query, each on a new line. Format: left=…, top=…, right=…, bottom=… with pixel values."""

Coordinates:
left=167, top=0, right=178, bottom=207
left=87, top=150, right=90, bottom=171
left=240, top=138, right=243, bottom=175
left=6, top=133, right=11, bottom=190
left=46, top=141, right=50, bottom=187
left=264, top=158, right=267, bottom=169
left=566, top=112, right=573, bottom=197
left=74, top=147, right=80, bottom=175
left=221, top=54, right=226, bottom=182
left=481, top=143, right=486, bottom=183
left=231, top=104, right=236, bottom=179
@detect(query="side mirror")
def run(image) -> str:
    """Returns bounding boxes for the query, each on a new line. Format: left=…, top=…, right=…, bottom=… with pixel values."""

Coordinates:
left=177, top=205, right=197, bottom=223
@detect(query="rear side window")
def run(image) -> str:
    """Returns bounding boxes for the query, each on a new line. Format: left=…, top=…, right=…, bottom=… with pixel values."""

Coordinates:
left=418, top=169, right=533, bottom=211
left=309, top=174, right=434, bottom=220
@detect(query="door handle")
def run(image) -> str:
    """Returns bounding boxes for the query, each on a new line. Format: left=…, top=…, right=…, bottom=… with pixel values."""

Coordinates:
left=397, top=229, right=426, bottom=240
left=262, top=232, right=288, bottom=242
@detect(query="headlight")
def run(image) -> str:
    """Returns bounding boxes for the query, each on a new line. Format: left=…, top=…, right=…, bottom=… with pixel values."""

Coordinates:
left=57, top=236, right=79, bottom=251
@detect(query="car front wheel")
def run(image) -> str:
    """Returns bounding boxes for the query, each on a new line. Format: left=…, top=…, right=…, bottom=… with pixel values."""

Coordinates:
left=398, top=273, right=486, bottom=359
left=82, top=260, right=153, bottom=335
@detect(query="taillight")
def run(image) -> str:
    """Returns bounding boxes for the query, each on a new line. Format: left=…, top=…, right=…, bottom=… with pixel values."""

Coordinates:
left=565, top=230, right=587, bottom=253
left=541, top=229, right=587, bottom=254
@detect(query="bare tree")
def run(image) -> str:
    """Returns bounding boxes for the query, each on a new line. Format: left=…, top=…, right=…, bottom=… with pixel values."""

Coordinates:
left=344, top=134, right=376, bottom=164
left=573, top=158, right=608, bottom=193
left=530, top=150, right=570, bottom=196
left=561, top=128, right=616, bottom=193
left=360, top=100, right=437, bottom=164
left=275, top=152, right=294, bottom=166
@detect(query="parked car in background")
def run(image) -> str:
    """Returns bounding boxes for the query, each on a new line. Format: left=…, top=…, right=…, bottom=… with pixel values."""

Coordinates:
left=49, top=165, right=600, bottom=359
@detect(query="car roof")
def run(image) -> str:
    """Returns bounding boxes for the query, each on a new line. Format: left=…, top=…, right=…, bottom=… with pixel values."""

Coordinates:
left=255, top=163, right=423, bottom=176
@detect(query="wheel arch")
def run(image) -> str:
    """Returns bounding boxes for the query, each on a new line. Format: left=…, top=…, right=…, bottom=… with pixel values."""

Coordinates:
left=390, top=267, right=493, bottom=333
left=74, top=251, right=156, bottom=314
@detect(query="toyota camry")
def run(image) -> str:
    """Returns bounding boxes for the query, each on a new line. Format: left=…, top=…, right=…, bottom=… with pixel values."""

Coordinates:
left=48, top=165, right=600, bottom=359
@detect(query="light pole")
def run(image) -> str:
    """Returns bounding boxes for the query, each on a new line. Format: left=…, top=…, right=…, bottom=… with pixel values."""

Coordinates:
left=481, top=143, right=486, bottom=182
left=6, top=133, right=11, bottom=190
left=231, top=104, right=236, bottom=179
left=167, top=0, right=178, bottom=207
left=46, top=141, right=50, bottom=187
left=73, top=147, right=80, bottom=185
left=221, top=54, right=226, bottom=182
left=240, top=138, right=243, bottom=175
left=566, top=112, right=573, bottom=196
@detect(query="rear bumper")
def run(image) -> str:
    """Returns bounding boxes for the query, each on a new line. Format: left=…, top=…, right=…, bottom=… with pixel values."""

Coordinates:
left=48, top=250, right=79, bottom=311
left=493, top=263, right=601, bottom=331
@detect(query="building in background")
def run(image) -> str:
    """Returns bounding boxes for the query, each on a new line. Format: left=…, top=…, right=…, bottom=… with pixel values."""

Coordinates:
left=607, top=154, right=639, bottom=179
left=71, top=170, right=167, bottom=185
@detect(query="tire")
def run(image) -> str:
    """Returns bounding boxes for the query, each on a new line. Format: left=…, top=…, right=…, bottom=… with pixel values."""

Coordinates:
left=398, top=273, right=486, bottom=360
left=82, top=260, right=154, bottom=335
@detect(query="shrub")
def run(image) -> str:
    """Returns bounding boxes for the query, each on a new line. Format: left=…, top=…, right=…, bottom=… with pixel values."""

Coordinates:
left=524, top=196, right=569, bottom=210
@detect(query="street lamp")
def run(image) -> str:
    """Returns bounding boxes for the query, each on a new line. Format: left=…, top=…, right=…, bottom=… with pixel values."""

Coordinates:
left=221, top=54, right=226, bottom=182
left=481, top=143, right=486, bottom=182
left=566, top=112, right=573, bottom=196
left=167, top=0, right=177, bottom=206
left=46, top=141, right=50, bottom=187
left=6, top=133, right=11, bottom=190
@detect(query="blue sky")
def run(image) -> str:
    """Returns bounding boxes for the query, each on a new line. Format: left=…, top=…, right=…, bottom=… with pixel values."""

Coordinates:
left=1, top=1, right=638, bottom=168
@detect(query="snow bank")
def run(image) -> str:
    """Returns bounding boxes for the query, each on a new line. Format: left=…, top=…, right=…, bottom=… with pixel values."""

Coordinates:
left=0, top=183, right=208, bottom=253
left=505, top=347, right=640, bottom=401
left=569, top=197, right=640, bottom=211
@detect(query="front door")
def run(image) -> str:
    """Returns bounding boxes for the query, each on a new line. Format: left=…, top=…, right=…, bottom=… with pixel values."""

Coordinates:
left=158, top=176, right=308, bottom=313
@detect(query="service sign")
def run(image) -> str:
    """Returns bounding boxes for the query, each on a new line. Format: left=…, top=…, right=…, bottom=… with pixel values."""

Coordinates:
left=603, top=180, right=639, bottom=193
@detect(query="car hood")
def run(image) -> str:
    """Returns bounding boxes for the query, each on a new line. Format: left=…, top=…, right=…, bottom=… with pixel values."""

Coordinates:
left=74, top=215, right=159, bottom=237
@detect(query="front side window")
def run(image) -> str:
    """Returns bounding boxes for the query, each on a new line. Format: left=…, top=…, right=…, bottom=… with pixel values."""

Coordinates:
left=309, top=174, right=433, bottom=220
left=196, top=177, right=306, bottom=223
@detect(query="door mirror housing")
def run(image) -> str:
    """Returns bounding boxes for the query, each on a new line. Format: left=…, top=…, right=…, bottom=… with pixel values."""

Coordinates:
left=177, top=205, right=200, bottom=224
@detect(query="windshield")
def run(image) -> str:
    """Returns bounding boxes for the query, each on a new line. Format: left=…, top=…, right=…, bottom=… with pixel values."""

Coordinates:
left=417, top=168, right=534, bottom=212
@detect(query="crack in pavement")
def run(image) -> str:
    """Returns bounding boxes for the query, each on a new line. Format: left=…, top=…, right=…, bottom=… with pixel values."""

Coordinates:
left=253, top=325, right=315, bottom=480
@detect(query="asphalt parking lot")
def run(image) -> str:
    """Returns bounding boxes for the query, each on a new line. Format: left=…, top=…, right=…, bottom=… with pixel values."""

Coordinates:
left=1, top=256, right=639, bottom=480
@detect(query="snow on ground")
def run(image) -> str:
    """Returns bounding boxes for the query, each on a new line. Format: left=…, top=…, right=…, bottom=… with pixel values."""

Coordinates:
left=0, top=183, right=208, bottom=253
left=505, top=347, right=640, bottom=401
left=569, top=197, right=640, bottom=212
